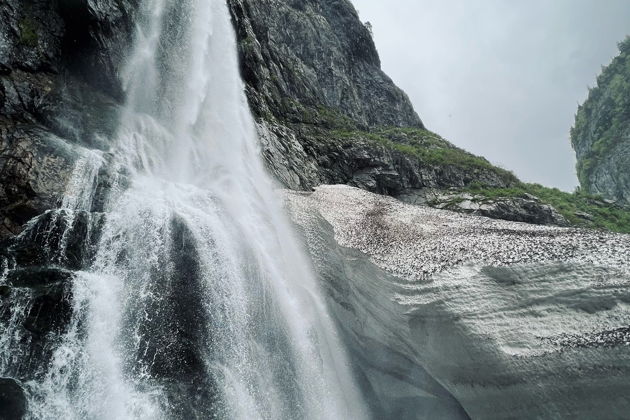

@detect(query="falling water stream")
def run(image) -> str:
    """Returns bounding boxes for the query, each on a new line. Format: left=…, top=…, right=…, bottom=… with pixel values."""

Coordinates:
left=1, top=0, right=367, bottom=418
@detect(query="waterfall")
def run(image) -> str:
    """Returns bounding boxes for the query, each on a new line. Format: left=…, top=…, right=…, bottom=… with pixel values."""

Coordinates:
left=2, top=0, right=368, bottom=418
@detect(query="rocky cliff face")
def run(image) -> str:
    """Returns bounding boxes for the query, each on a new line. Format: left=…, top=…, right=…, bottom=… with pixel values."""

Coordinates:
left=226, top=0, right=520, bottom=196
left=228, top=0, right=421, bottom=129
left=0, top=4, right=137, bottom=409
left=572, top=37, right=630, bottom=205
left=0, top=0, right=138, bottom=239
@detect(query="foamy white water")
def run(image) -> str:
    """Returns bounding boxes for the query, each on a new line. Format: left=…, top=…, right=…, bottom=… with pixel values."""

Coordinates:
left=14, top=0, right=367, bottom=418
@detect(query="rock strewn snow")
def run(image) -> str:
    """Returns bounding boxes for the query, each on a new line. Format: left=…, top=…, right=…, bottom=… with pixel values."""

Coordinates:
left=287, top=185, right=630, bottom=282
left=285, top=184, right=630, bottom=419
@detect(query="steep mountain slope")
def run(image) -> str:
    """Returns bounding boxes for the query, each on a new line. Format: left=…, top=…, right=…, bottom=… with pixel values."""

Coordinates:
left=227, top=0, right=518, bottom=194
left=572, top=37, right=630, bottom=205
left=229, top=0, right=422, bottom=129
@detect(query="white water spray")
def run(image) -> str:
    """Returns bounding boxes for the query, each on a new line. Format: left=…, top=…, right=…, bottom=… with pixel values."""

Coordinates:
left=17, top=0, right=368, bottom=418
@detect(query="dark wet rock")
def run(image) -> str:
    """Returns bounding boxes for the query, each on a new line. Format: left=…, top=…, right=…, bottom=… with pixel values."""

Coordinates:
left=8, top=210, right=104, bottom=270
left=0, top=0, right=137, bottom=238
left=0, top=0, right=135, bottom=120
left=22, top=279, right=73, bottom=336
left=4, top=267, right=74, bottom=336
left=125, top=216, right=220, bottom=417
left=37, top=80, right=123, bottom=150
left=1, top=314, right=69, bottom=381
left=0, top=265, right=74, bottom=380
left=0, top=1, right=64, bottom=73
left=0, top=377, right=27, bottom=420
left=136, top=217, right=208, bottom=379
left=56, top=0, right=139, bottom=100
left=0, top=0, right=136, bottom=96
left=0, top=126, right=78, bottom=239
left=7, top=267, right=73, bottom=289
left=0, top=213, right=95, bottom=377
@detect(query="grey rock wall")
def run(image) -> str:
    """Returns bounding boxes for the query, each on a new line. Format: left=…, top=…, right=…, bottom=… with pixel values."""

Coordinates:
left=227, top=0, right=422, bottom=129
left=572, top=37, right=630, bottom=205
left=0, top=0, right=137, bottom=239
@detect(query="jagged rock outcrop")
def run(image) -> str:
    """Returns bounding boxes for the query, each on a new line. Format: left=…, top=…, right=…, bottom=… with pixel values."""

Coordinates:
left=226, top=0, right=421, bottom=191
left=0, top=207, right=103, bottom=384
left=257, top=125, right=518, bottom=196
left=0, top=0, right=137, bottom=239
left=403, top=189, right=569, bottom=226
left=572, top=37, right=630, bottom=206
left=286, top=185, right=630, bottom=419
left=227, top=0, right=421, bottom=129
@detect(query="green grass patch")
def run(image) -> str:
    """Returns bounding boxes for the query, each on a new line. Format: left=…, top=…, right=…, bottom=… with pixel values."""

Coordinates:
left=332, top=127, right=518, bottom=185
left=19, top=17, right=38, bottom=47
left=463, top=182, right=630, bottom=233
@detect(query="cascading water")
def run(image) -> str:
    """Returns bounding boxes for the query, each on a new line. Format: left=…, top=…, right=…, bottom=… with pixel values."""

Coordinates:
left=1, top=0, right=368, bottom=418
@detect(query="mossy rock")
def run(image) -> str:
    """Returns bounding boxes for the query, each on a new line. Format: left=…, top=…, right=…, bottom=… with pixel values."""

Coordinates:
left=19, top=17, right=38, bottom=48
left=462, top=183, right=630, bottom=233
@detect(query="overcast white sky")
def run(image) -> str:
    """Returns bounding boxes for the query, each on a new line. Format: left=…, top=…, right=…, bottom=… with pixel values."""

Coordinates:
left=353, top=0, right=630, bottom=191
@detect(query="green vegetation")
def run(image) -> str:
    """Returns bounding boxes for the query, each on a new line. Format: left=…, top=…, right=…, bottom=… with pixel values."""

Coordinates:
left=331, top=126, right=519, bottom=185
left=278, top=99, right=516, bottom=187
left=310, top=106, right=357, bottom=131
left=293, top=105, right=516, bottom=185
left=19, top=17, right=38, bottom=47
left=289, top=102, right=630, bottom=233
left=462, top=183, right=630, bottom=233
left=287, top=103, right=358, bottom=131
left=571, top=36, right=630, bottom=188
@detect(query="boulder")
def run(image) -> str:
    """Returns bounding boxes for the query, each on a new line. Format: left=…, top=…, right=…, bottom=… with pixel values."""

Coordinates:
left=418, top=190, right=569, bottom=226
left=0, top=378, right=27, bottom=420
